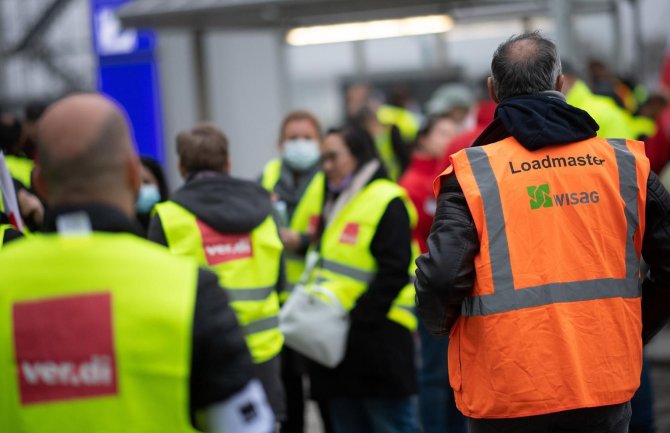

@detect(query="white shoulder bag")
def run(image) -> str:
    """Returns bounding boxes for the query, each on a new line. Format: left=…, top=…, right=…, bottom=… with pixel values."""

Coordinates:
left=279, top=252, right=350, bottom=368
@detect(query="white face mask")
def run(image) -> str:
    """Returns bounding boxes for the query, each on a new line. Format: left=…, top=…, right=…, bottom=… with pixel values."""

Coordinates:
left=282, top=139, right=320, bottom=171
left=136, top=184, right=161, bottom=214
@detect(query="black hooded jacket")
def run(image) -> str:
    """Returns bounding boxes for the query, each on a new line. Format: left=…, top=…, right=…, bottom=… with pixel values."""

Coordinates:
left=416, top=92, right=670, bottom=343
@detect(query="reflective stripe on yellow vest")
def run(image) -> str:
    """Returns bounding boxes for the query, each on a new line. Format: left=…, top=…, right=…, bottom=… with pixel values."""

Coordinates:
left=437, top=137, right=648, bottom=418
left=4, top=155, right=34, bottom=188
left=261, top=159, right=325, bottom=298
left=310, top=179, right=418, bottom=331
left=0, top=233, right=198, bottom=432
left=155, top=201, right=284, bottom=363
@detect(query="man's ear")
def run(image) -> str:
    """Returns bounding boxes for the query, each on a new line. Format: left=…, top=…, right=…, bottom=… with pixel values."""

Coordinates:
left=487, top=76, right=500, bottom=103
left=178, top=159, right=188, bottom=179
left=556, top=74, right=565, bottom=93
left=127, top=152, right=142, bottom=194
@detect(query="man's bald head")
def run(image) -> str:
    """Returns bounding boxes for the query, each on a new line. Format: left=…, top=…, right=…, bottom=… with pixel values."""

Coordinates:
left=35, top=93, right=141, bottom=215
left=489, top=31, right=563, bottom=102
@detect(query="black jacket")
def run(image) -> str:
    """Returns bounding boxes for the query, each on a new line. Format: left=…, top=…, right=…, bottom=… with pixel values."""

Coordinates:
left=42, top=203, right=255, bottom=425
left=416, top=92, right=670, bottom=344
left=309, top=164, right=417, bottom=399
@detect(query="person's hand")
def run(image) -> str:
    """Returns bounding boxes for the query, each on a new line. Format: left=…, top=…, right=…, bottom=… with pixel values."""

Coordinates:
left=279, top=227, right=301, bottom=252
left=18, top=189, right=44, bottom=227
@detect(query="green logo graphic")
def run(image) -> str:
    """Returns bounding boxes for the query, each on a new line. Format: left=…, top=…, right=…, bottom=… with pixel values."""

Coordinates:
left=527, top=184, right=553, bottom=209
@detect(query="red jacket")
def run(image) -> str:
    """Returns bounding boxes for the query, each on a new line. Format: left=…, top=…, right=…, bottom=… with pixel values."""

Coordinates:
left=645, top=106, right=670, bottom=174
left=399, top=155, right=441, bottom=253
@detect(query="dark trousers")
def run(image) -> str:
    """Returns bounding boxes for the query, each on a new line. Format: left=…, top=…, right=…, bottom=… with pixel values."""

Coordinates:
left=279, top=348, right=305, bottom=433
left=630, top=355, right=657, bottom=433
left=417, top=319, right=467, bottom=433
left=469, top=402, right=631, bottom=433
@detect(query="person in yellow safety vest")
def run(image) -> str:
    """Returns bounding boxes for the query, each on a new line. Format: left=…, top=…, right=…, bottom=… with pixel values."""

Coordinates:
left=260, top=111, right=324, bottom=300
left=0, top=94, right=275, bottom=433
left=307, top=126, right=419, bottom=433
left=417, top=32, right=670, bottom=433
left=258, top=110, right=325, bottom=433
left=351, top=106, right=410, bottom=182
left=150, top=123, right=286, bottom=420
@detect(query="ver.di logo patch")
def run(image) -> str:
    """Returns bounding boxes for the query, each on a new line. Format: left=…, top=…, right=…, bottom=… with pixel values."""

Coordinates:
left=197, top=219, right=254, bottom=266
left=12, top=292, right=118, bottom=405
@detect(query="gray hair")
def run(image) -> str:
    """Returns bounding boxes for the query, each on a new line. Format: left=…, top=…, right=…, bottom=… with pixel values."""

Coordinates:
left=490, top=31, right=562, bottom=101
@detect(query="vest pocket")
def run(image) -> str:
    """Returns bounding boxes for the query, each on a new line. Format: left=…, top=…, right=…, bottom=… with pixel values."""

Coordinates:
left=447, top=321, right=462, bottom=391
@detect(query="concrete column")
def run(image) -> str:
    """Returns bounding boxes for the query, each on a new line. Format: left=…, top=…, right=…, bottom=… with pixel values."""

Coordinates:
left=204, top=29, right=285, bottom=180
left=156, top=29, right=200, bottom=192
left=550, top=0, right=577, bottom=60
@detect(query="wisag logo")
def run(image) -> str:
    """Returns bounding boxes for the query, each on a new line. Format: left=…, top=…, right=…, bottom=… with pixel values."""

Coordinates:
left=526, top=183, right=600, bottom=210
left=527, top=184, right=553, bottom=209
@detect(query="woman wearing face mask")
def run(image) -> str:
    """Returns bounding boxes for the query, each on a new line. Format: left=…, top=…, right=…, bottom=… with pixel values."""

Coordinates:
left=136, top=156, right=168, bottom=232
left=307, top=126, right=419, bottom=433
left=260, top=111, right=325, bottom=433
left=260, top=111, right=324, bottom=289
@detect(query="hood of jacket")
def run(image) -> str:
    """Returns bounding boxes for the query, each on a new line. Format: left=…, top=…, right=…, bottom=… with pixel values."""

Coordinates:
left=473, top=91, right=599, bottom=150
left=171, top=172, right=273, bottom=233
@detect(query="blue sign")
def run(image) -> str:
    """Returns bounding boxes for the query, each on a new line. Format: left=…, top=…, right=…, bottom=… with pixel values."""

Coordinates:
left=91, top=0, right=164, bottom=163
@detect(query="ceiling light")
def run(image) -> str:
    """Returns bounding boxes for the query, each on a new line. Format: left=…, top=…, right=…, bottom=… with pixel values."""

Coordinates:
left=286, top=15, right=454, bottom=46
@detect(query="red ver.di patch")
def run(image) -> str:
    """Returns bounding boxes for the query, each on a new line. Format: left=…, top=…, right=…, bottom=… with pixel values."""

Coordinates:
left=197, top=219, right=253, bottom=266
left=339, top=223, right=360, bottom=245
left=12, top=292, right=118, bottom=405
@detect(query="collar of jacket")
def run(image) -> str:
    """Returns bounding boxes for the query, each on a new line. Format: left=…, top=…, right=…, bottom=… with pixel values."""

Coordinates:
left=42, top=203, right=143, bottom=236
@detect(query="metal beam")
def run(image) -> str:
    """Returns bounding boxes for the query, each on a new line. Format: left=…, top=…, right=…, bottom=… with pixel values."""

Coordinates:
left=118, top=0, right=618, bottom=30
left=6, top=0, right=73, bottom=55
left=25, top=43, right=84, bottom=92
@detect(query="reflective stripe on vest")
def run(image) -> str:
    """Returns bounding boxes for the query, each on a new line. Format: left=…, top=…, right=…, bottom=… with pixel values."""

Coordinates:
left=461, top=139, right=641, bottom=316
left=261, top=159, right=325, bottom=294
left=442, top=136, right=648, bottom=418
left=155, top=201, right=283, bottom=364
left=0, top=233, right=198, bottom=432
left=311, top=179, right=417, bottom=331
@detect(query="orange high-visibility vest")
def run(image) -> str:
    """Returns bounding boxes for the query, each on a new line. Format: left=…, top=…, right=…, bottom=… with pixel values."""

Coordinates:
left=434, top=137, right=649, bottom=419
